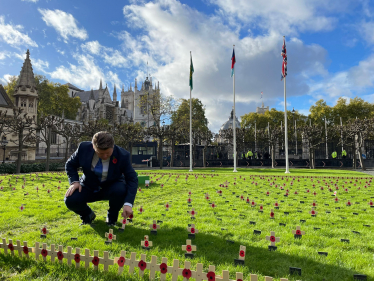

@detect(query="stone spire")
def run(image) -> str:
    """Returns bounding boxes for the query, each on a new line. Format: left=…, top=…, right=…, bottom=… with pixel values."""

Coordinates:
left=15, top=49, right=37, bottom=94
left=89, top=88, right=95, bottom=100
left=121, top=84, right=125, bottom=93
left=113, top=84, right=117, bottom=102
left=99, top=79, right=103, bottom=90
left=130, top=82, right=132, bottom=91
left=135, top=78, right=137, bottom=90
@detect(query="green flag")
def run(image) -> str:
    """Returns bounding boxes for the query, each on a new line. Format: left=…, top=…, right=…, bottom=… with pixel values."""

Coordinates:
left=189, top=53, right=194, bottom=90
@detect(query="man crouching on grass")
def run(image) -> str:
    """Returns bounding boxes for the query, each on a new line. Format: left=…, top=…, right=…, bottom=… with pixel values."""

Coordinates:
left=64, top=131, right=138, bottom=226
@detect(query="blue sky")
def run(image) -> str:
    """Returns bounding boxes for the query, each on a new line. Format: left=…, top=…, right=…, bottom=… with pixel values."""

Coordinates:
left=1, top=0, right=374, bottom=132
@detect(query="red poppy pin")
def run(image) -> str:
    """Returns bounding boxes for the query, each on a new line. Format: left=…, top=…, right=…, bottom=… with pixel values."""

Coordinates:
left=92, top=256, right=100, bottom=266
left=117, top=256, right=125, bottom=267
left=112, top=157, right=117, bottom=164
left=23, top=246, right=29, bottom=255
left=138, top=260, right=147, bottom=271
left=74, top=254, right=80, bottom=263
left=57, top=251, right=64, bottom=260
left=160, top=263, right=168, bottom=274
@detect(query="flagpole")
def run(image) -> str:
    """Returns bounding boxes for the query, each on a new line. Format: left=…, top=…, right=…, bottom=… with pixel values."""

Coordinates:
left=189, top=51, right=193, bottom=172
left=284, top=37, right=290, bottom=173
left=233, top=45, right=237, bottom=173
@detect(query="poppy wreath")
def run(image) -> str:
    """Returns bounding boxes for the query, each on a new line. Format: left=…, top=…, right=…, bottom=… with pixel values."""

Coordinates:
left=207, top=271, right=216, bottom=281
left=74, top=254, right=80, bottom=263
left=8, top=243, right=14, bottom=251
left=138, top=260, right=147, bottom=271
left=23, top=246, right=29, bottom=255
left=296, top=230, right=301, bottom=235
left=92, top=256, right=100, bottom=266
left=42, top=228, right=47, bottom=234
left=186, top=245, right=192, bottom=252
left=270, top=236, right=276, bottom=242
left=41, top=249, right=48, bottom=257
left=112, top=157, right=118, bottom=164
left=160, top=263, right=168, bottom=274
left=117, top=256, right=125, bottom=267
left=108, top=233, right=113, bottom=240
left=239, top=250, right=245, bottom=257
left=56, top=251, right=64, bottom=260
left=182, top=269, right=192, bottom=279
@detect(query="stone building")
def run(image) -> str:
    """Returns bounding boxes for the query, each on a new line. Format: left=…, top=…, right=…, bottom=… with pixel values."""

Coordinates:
left=215, top=109, right=241, bottom=144
left=0, top=49, right=38, bottom=162
left=65, top=76, right=159, bottom=128
left=256, top=101, right=269, bottom=114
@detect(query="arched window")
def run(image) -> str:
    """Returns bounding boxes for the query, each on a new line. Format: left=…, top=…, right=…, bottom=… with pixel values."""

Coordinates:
left=21, top=99, right=27, bottom=107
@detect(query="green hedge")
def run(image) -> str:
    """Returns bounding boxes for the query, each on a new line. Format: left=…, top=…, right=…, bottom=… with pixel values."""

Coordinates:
left=0, top=162, right=65, bottom=174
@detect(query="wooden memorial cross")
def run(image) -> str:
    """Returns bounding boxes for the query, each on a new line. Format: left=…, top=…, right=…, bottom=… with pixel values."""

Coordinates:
left=369, top=200, right=373, bottom=207
left=251, top=200, right=257, bottom=207
left=80, top=248, right=92, bottom=269
left=139, top=206, right=144, bottom=213
left=187, top=197, right=192, bottom=204
left=205, top=193, right=210, bottom=200
left=119, top=218, right=127, bottom=231
left=105, top=229, right=116, bottom=244
left=165, top=202, right=170, bottom=211
left=312, top=200, right=318, bottom=207
left=259, top=204, right=263, bottom=212
left=6, top=239, right=15, bottom=256
left=113, top=250, right=128, bottom=275
left=180, top=260, right=197, bottom=281
left=346, top=200, right=352, bottom=206
left=138, top=253, right=148, bottom=278
left=182, top=239, right=196, bottom=258
left=150, top=220, right=160, bottom=235
left=266, top=231, right=280, bottom=251
left=40, top=225, right=48, bottom=238
left=37, top=242, right=49, bottom=262
left=92, top=250, right=100, bottom=270
left=217, top=190, right=222, bottom=196
left=309, top=208, right=318, bottom=217
left=187, top=224, right=198, bottom=238
left=141, top=235, right=153, bottom=249
left=234, top=245, right=246, bottom=265
left=127, top=252, right=138, bottom=274
left=188, top=208, right=197, bottom=219
left=292, top=226, right=305, bottom=239
left=65, top=246, right=74, bottom=266
left=270, top=209, right=275, bottom=219
left=100, top=251, right=114, bottom=271
left=49, top=244, right=58, bottom=262
left=274, top=201, right=279, bottom=209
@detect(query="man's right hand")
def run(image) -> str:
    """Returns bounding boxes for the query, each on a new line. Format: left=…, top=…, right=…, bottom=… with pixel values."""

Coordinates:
left=65, top=182, right=82, bottom=197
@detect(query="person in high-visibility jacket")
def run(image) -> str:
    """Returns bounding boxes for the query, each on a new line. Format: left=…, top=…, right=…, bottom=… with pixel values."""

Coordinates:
left=332, top=151, right=337, bottom=158
left=342, top=150, right=347, bottom=158
left=246, top=151, right=253, bottom=159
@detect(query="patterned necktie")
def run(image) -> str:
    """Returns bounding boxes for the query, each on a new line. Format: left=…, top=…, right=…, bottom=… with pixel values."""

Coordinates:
left=94, top=158, right=103, bottom=182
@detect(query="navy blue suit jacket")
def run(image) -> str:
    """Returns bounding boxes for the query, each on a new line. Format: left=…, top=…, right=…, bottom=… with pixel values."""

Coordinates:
left=65, top=141, right=138, bottom=205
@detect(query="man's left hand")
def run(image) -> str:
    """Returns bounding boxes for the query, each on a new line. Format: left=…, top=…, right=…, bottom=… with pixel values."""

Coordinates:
left=122, top=205, right=133, bottom=218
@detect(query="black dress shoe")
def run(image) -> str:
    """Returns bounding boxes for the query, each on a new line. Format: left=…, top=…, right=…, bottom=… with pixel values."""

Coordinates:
left=80, top=211, right=96, bottom=225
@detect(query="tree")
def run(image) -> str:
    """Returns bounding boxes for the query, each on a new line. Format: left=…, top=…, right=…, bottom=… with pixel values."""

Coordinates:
left=81, top=119, right=112, bottom=140
left=257, top=126, right=284, bottom=168
left=37, top=115, right=64, bottom=171
left=5, top=108, right=36, bottom=174
left=163, top=124, right=187, bottom=167
left=139, top=91, right=176, bottom=169
left=35, top=75, right=81, bottom=120
left=55, top=122, right=82, bottom=161
left=309, top=99, right=333, bottom=127
left=332, top=97, right=374, bottom=124
left=3, top=76, right=18, bottom=102
left=337, top=118, right=373, bottom=170
left=114, top=123, right=144, bottom=163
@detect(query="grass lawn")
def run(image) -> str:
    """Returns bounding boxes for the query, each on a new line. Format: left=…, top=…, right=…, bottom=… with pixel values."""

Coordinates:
left=0, top=168, right=373, bottom=281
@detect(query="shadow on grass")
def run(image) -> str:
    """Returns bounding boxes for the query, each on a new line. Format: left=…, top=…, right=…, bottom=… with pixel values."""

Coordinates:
left=88, top=221, right=366, bottom=281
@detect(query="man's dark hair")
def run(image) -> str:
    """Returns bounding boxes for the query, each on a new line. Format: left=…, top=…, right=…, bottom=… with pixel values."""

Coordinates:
left=92, top=131, right=114, bottom=150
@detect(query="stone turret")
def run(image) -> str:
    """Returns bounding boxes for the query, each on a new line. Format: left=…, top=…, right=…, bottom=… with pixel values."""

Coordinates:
left=98, top=79, right=103, bottom=100
left=14, top=49, right=38, bottom=118
left=113, top=84, right=117, bottom=102
left=89, top=88, right=95, bottom=111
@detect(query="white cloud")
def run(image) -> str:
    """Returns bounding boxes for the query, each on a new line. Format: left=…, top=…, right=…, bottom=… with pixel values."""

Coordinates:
left=118, top=0, right=329, bottom=131
left=33, top=59, right=49, bottom=73
left=38, top=9, right=88, bottom=42
left=21, top=0, right=39, bottom=2
left=0, top=16, right=38, bottom=48
left=0, top=51, right=10, bottom=60
left=49, top=53, right=122, bottom=90
left=209, top=0, right=346, bottom=34
left=81, top=41, right=128, bottom=67
left=0, top=74, right=13, bottom=84
left=359, top=21, right=374, bottom=45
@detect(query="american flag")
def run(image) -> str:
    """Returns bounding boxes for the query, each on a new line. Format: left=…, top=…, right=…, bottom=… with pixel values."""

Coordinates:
left=281, top=37, right=287, bottom=81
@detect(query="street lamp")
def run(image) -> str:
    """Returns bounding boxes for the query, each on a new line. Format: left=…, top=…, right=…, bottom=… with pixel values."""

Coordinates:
left=292, top=107, right=296, bottom=155
left=1, top=139, right=8, bottom=164
left=254, top=120, right=257, bottom=153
